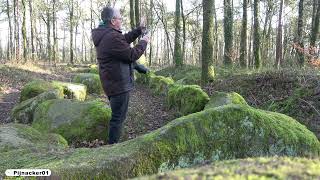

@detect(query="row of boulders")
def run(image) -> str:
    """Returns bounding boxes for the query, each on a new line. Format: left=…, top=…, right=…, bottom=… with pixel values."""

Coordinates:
left=1, top=67, right=320, bottom=179
left=1, top=95, right=320, bottom=179
left=10, top=72, right=110, bottom=144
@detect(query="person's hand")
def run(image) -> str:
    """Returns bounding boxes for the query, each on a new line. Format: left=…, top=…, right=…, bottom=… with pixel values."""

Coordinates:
left=141, top=33, right=150, bottom=43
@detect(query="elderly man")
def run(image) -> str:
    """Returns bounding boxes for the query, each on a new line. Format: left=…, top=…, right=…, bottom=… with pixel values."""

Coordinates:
left=92, top=6, right=150, bottom=144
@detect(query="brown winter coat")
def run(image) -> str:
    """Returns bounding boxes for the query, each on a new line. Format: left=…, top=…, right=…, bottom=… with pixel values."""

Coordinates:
left=92, top=26, right=147, bottom=96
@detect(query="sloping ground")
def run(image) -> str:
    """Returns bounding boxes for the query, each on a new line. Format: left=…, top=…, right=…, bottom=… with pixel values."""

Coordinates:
left=1, top=104, right=319, bottom=179
left=136, top=157, right=320, bottom=179
left=0, top=64, right=72, bottom=124
left=203, top=70, right=320, bottom=140
left=0, top=64, right=177, bottom=147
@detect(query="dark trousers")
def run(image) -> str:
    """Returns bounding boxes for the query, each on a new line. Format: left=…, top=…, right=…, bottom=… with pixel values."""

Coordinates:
left=108, top=91, right=130, bottom=144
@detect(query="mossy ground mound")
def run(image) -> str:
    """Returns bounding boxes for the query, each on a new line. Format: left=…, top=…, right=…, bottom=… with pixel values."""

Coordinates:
left=206, top=70, right=320, bottom=140
left=149, top=75, right=174, bottom=95
left=1, top=104, right=319, bottom=179
left=205, top=91, right=248, bottom=109
left=136, top=156, right=320, bottom=179
left=155, top=65, right=214, bottom=85
left=89, top=64, right=99, bottom=74
left=167, top=84, right=210, bottom=115
left=32, top=99, right=111, bottom=143
left=11, top=90, right=64, bottom=124
left=20, top=80, right=87, bottom=102
left=0, top=123, right=68, bottom=153
left=72, top=73, right=103, bottom=94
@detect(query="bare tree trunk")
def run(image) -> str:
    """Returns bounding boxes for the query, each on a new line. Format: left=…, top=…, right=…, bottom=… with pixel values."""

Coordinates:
left=14, top=0, right=20, bottom=62
left=213, top=0, right=218, bottom=64
left=22, top=0, right=27, bottom=62
left=70, top=0, right=74, bottom=65
left=253, top=0, right=261, bottom=69
left=296, top=0, right=304, bottom=67
left=130, top=0, right=135, bottom=28
left=6, top=0, right=13, bottom=61
left=52, top=0, right=57, bottom=66
left=275, top=0, right=284, bottom=69
left=63, top=28, right=66, bottom=63
left=135, top=0, right=140, bottom=26
left=181, top=0, right=186, bottom=63
left=148, top=0, right=153, bottom=66
left=201, top=0, right=214, bottom=85
left=29, top=0, right=36, bottom=61
left=239, top=0, right=248, bottom=68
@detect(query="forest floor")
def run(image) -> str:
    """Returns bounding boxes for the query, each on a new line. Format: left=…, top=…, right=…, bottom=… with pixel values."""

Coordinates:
left=1, top=64, right=320, bottom=147
left=0, top=63, right=177, bottom=148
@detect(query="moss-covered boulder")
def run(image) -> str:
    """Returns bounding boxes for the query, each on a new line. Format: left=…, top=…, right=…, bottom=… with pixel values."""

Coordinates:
left=2, top=104, right=319, bottom=179
left=52, top=81, right=87, bottom=101
left=32, top=99, right=111, bottom=142
left=167, top=84, right=210, bottom=115
left=0, top=123, right=68, bottom=153
left=136, top=157, right=320, bottom=179
left=20, top=80, right=87, bottom=102
left=149, top=75, right=174, bottom=95
left=72, top=73, right=103, bottom=94
left=205, top=91, right=248, bottom=109
left=11, top=90, right=64, bottom=124
left=20, top=80, right=64, bottom=102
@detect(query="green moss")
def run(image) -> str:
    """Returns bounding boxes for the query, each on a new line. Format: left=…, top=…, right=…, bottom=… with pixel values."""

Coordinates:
left=167, top=84, right=210, bottom=115
left=156, top=65, right=214, bottom=85
left=89, top=64, right=99, bottom=74
left=149, top=75, right=174, bottom=95
left=20, top=80, right=64, bottom=102
left=32, top=99, right=111, bottom=142
left=20, top=80, right=87, bottom=102
left=3, top=104, right=319, bottom=179
left=11, top=90, right=64, bottom=124
left=205, top=91, right=248, bottom=109
left=135, top=71, right=155, bottom=85
left=72, top=73, right=103, bottom=95
left=136, top=157, right=320, bottom=179
left=0, top=123, right=68, bottom=153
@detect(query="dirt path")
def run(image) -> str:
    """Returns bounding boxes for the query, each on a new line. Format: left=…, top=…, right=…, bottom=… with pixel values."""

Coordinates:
left=121, top=84, right=176, bottom=141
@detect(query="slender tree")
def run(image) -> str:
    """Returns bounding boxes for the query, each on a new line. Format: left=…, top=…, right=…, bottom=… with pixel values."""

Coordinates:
left=297, top=0, right=304, bottom=67
left=223, top=0, right=233, bottom=66
left=201, top=0, right=214, bottom=85
left=22, top=0, right=27, bottom=62
left=174, top=0, right=182, bottom=67
left=310, top=0, right=319, bottom=52
left=29, top=0, right=36, bottom=61
left=6, top=0, right=13, bottom=60
left=239, top=0, right=248, bottom=68
left=130, top=0, right=135, bottom=28
left=135, top=0, right=140, bottom=26
left=253, top=0, right=261, bottom=68
left=275, top=0, right=284, bottom=68
left=69, top=0, right=74, bottom=64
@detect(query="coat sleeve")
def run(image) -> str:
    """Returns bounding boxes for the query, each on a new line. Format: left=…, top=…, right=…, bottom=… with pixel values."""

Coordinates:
left=133, top=62, right=149, bottom=74
left=124, top=26, right=143, bottom=44
left=110, top=33, right=147, bottom=64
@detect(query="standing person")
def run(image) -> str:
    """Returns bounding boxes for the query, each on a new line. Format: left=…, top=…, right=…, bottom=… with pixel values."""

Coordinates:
left=92, top=6, right=150, bottom=144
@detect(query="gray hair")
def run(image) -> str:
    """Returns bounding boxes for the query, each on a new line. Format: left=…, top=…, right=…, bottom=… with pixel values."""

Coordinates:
left=101, top=6, right=115, bottom=24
